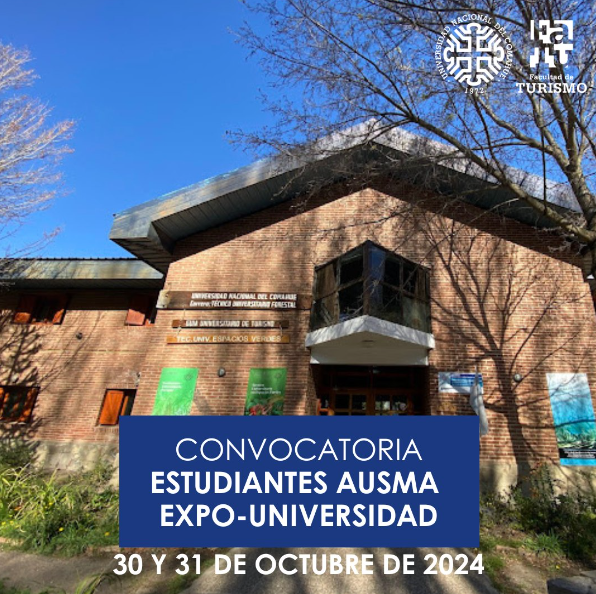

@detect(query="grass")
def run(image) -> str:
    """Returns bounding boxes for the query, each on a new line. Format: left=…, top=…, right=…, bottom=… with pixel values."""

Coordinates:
left=522, top=533, right=565, bottom=556
left=0, top=447, right=119, bottom=556
left=166, top=573, right=199, bottom=594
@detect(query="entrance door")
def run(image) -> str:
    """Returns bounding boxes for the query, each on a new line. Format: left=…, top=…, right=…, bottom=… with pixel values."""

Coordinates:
left=314, top=366, right=427, bottom=416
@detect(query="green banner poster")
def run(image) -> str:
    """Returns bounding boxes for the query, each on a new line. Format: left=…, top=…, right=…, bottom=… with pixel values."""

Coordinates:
left=244, top=368, right=287, bottom=416
left=152, top=367, right=199, bottom=416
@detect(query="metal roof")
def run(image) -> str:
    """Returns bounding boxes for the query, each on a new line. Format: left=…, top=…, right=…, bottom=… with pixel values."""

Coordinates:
left=0, top=258, right=164, bottom=289
left=110, top=122, right=580, bottom=272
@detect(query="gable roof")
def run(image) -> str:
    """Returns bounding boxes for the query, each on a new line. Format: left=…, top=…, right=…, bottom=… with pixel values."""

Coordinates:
left=109, top=122, right=579, bottom=272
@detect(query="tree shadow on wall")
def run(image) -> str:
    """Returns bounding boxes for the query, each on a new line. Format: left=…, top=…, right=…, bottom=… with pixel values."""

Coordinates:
left=0, top=303, right=110, bottom=467
left=376, top=197, right=592, bottom=488
left=0, top=309, right=44, bottom=466
left=272, top=175, right=594, bottom=488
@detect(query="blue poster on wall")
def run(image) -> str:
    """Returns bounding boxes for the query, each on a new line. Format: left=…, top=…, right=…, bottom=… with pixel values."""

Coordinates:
left=547, top=373, right=596, bottom=466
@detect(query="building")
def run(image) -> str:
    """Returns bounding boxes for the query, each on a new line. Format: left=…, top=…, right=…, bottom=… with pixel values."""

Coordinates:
left=1, top=127, right=595, bottom=491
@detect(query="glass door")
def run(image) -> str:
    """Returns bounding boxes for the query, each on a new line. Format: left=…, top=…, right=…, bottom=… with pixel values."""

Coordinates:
left=329, top=392, right=368, bottom=416
left=314, top=365, right=427, bottom=416
left=373, top=393, right=411, bottom=415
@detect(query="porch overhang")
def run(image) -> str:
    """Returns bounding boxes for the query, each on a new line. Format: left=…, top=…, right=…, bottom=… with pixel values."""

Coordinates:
left=305, top=315, right=435, bottom=366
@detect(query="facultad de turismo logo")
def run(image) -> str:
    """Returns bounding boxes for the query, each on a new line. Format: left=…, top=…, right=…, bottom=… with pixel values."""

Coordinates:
left=517, top=19, right=587, bottom=94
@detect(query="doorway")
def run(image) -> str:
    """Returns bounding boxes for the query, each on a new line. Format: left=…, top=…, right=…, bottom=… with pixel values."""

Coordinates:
left=313, top=365, right=428, bottom=416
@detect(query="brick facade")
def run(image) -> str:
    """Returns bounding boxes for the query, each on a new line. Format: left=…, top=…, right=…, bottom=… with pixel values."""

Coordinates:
left=0, top=289, right=157, bottom=467
left=2, top=179, right=596, bottom=487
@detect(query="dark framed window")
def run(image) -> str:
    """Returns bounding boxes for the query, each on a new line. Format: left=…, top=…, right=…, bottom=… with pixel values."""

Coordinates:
left=0, top=386, right=39, bottom=423
left=310, top=241, right=431, bottom=332
left=13, top=294, right=68, bottom=325
left=98, top=389, right=136, bottom=426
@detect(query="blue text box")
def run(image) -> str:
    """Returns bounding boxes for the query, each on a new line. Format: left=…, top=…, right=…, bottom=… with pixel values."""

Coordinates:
left=119, top=415, right=479, bottom=547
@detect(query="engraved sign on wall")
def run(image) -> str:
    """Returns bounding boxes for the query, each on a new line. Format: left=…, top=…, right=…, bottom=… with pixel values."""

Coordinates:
left=172, top=319, right=290, bottom=329
left=157, top=291, right=308, bottom=310
left=166, top=333, right=290, bottom=344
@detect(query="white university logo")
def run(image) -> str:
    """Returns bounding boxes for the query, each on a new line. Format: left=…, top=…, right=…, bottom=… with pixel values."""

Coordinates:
left=529, top=20, right=573, bottom=68
left=435, top=15, right=513, bottom=89
left=517, top=19, right=586, bottom=94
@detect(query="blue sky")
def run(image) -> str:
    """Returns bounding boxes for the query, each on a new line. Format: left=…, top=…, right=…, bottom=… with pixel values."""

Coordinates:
left=2, top=1, right=273, bottom=258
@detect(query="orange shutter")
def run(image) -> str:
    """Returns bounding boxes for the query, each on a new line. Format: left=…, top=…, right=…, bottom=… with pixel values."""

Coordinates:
left=0, top=387, right=22, bottom=421
left=125, top=295, right=149, bottom=326
left=52, top=295, right=69, bottom=325
left=18, top=388, right=39, bottom=423
left=13, top=295, right=36, bottom=324
left=99, top=390, right=124, bottom=425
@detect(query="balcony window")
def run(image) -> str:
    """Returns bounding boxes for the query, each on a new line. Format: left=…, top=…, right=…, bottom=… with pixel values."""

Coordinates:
left=310, top=242, right=431, bottom=333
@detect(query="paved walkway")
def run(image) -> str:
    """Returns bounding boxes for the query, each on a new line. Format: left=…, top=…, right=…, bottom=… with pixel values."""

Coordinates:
left=184, top=548, right=499, bottom=594
left=0, top=547, right=500, bottom=594
left=0, top=549, right=116, bottom=593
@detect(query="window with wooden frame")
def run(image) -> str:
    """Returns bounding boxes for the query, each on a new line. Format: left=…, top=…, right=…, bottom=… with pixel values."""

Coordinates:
left=125, top=294, right=158, bottom=326
left=13, top=294, right=68, bottom=325
left=98, top=389, right=136, bottom=426
left=0, top=386, right=39, bottom=423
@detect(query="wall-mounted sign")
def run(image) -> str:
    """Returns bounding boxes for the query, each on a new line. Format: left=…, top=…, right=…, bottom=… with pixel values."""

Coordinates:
left=244, top=368, right=287, bottom=415
left=171, top=319, right=290, bottom=329
left=152, top=367, right=199, bottom=416
left=438, top=372, right=484, bottom=395
left=158, top=291, right=310, bottom=310
left=166, top=333, right=290, bottom=344
left=547, top=373, right=596, bottom=466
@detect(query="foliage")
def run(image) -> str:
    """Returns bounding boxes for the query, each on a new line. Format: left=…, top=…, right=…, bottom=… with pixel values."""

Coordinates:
left=166, top=573, right=199, bottom=594
left=480, top=550, right=506, bottom=584
left=238, top=0, right=596, bottom=274
left=0, top=42, right=72, bottom=262
left=73, top=572, right=120, bottom=594
left=0, top=461, right=118, bottom=556
left=0, top=441, right=34, bottom=471
left=522, top=532, right=564, bottom=556
left=481, top=465, right=596, bottom=561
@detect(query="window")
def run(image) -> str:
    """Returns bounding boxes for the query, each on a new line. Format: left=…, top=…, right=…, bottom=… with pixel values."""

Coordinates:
left=0, top=386, right=39, bottom=423
left=310, top=241, right=431, bottom=332
left=13, top=294, right=68, bottom=325
left=125, top=294, right=158, bottom=326
left=98, top=389, right=136, bottom=426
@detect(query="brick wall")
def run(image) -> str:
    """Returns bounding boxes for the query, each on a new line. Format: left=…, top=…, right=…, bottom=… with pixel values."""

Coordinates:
left=0, top=289, right=157, bottom=447
left=132, top=179, right=596, bottom=471
left=2, top=179, right=596, bottom=478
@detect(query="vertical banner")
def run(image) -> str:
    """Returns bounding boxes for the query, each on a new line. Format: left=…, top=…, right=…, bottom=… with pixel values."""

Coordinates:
left=152, top=367, right=199, bottom=416
left=244, top=368, right=287, bottom=415
left=547, top=373, right=596, bottom=466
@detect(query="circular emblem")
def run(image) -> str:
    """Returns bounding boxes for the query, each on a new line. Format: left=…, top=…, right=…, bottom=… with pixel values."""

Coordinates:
left=444, top=23, right=505, bottom=86
left=435, top=16, right=514, bottom=89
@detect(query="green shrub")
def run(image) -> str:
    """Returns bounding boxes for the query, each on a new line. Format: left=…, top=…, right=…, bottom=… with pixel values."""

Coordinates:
left=514, top=465, right=596, bottom=560
left=486, top=465, right=596, bottom=562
